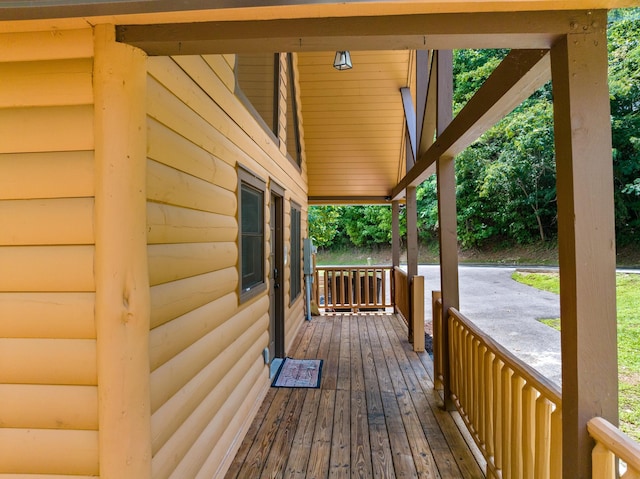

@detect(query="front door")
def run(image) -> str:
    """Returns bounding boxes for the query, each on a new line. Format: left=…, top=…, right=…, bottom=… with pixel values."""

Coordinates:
left=269, top=188, right=285, bottom=361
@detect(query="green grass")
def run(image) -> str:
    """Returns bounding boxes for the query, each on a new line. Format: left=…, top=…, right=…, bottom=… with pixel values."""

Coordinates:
left=513, top=271, right=640, bottom=441
left=512, top=271, right=560, bottom=294
left=539, top=318, right=561, bottom=330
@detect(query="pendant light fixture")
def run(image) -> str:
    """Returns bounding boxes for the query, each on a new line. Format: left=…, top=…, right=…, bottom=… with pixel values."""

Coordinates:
left=333, top=51, right=353, bottom=70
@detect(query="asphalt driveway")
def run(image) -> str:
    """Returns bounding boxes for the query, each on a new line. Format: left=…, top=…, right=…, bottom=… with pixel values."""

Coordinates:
left=419, top=265, right=562, bottom=386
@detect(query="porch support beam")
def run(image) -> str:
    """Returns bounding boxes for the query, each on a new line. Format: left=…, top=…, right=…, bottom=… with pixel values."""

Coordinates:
left=406, top=186, right=418, bottom=343
left=392, top=48, right=550, bottom=200
left=392, top=201, right=401, bottom=269
left=116, top=11, right=600, bottom=55
left=435, top=49, right=458, bottom=411
left=550, top=15, right=618, bottom=478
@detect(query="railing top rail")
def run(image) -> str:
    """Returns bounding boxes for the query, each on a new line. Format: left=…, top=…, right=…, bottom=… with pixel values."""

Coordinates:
left=588, top=417, right=640, bottom=472
left=316, top=265, right=393, bottom=269
left=449, top=306, right=562, bottom=406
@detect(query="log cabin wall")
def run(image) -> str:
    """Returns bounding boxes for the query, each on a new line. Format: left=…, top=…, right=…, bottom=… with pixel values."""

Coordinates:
left=0, top=25, right=307, bottom=478
left=145, top=52, right=308, bottom=478
left=0, top=29, right=100, bottom=476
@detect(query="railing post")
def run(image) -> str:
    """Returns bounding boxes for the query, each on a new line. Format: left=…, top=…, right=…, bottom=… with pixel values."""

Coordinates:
left=411, top=276, right=425, bottom=352
left=406, top=186, right=418, bottom=343
left=432, top=291, right=443, bottom=388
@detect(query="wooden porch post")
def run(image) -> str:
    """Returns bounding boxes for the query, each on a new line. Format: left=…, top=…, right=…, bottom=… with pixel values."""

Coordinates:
left=94, top=25, right=152, bottom=479
left=392, top=200, right=400, bottom=313
left=406, top=185, right=418, bottom=343
left=435, top=50, right=458, bottom=410
left=550, top=13, right=618, bottom=478
left=392, top=200, right=401, bottom=269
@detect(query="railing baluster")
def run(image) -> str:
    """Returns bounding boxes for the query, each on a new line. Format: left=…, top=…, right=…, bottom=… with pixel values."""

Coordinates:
left=450, top=318, right=459, bottom=402
left=521, top=384, right=537, bottom=479
left=534, top=395, right=551, bottom=479
left=493, top=358, right=504, bottom=473
left=478, top=344, right=487, bottom=444
left=592, top=442, right=616, bottom=479
left=463, top=328, right=472, bottom=423
left=549, top=407, right=562, bottom=479
left=501, top=367, right=513, bottom=478
left=475, top=339, right=483, bottom=440
left=510, top=375, right=525, bottom=478
left=364, top=268, right=368, bottom=307
left=484, top=350, right=495, bottom=462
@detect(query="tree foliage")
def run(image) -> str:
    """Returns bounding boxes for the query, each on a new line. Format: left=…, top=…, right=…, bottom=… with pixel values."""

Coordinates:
left=309, top=9, right=640, bottom=250
left=609, top=8, right=640, bottom=245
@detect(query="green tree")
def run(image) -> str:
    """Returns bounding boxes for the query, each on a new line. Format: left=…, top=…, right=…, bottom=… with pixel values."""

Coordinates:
left=453, top=48, right=557, bottom=247
left=609, top=8, right=640, bottom=245
left=416, top=175, right=439, bottom=243
left=308, top=205, right=343, bottom=248
left=342, top=205, right=393, bottom=248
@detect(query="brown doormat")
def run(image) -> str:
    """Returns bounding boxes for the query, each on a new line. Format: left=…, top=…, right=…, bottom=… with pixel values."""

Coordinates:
left=272, top=357, right=323, bottom=388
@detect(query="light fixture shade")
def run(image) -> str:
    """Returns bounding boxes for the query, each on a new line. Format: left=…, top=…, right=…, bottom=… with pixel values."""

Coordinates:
left=333, top=51, right=353, bottom=70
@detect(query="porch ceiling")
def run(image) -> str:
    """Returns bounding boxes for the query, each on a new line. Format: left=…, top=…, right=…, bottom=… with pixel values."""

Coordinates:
left=299, top=51, right=412, bottom=204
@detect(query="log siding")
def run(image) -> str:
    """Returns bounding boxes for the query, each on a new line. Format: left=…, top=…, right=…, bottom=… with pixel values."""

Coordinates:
left=0, top=27, right=307, bottom=478
left=146, top=51, right=308, bottom=478
left=0, top=28, right=99, bottom=477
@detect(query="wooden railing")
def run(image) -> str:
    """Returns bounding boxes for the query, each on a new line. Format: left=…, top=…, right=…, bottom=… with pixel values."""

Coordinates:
left=448, top=307, right=563, bottom=479
left=391, top=267, right=425, bottom=352
left=314, top=266, right=393, bottom=313
left=588, top=416, right=640, bottom=478
left=394, top=266, right=410, bottom=320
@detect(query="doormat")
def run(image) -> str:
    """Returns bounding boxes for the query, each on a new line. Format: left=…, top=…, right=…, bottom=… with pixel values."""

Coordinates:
left=272, top=357, right=323, bottom=388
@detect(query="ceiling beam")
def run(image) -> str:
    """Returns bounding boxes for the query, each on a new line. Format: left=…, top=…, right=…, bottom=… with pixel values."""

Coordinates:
left=392, top=48, right=550, bottom=200
left=116, top=11, right=601, bottom=55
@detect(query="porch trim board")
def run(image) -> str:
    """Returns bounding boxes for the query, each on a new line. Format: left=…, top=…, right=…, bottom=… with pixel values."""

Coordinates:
left=115, top=11, right=606, bottom=56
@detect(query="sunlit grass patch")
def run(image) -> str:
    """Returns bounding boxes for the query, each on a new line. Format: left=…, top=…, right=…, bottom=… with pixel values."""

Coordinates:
left=513, top=271, right=640, bottom=441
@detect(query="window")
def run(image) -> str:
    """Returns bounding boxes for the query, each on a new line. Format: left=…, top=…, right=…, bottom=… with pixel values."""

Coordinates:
left=236, top=53, right=302, bottom=169
left=290, top=203, right=302, bottom=303
left=286, top=54, right=302, bottom=166
left=236, top=53, right=278, bottom=136
left=238, top=167, right=266, bottom=302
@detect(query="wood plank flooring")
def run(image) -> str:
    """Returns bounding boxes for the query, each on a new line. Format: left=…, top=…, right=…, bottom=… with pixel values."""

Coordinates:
left=225, top=314, right=485, bottom=479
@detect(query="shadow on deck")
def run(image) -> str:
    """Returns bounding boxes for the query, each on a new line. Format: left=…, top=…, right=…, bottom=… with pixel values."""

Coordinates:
left=225, top=313, right=485, bottom=478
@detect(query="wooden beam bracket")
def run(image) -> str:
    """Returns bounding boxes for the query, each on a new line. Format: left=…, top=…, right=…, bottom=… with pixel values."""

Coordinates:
left=392, top=48, right=550, bottom=200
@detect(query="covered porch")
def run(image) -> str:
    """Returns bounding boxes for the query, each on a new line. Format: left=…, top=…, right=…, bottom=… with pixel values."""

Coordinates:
left=225, top=313, right=484, bottom=478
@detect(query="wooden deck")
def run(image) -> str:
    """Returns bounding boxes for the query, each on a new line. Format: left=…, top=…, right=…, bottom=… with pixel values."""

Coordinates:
left=224, top=313, right=485, bottom=479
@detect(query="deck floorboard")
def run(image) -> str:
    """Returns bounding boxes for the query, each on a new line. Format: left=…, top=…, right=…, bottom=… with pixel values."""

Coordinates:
left=224, top=314, right=485, bottom=479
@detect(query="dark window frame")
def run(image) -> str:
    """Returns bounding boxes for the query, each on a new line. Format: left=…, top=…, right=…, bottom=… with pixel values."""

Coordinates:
left=234, top=53, right=280, bottom=144
left=289, top=202, right=302, bottom=304
left=238, top=166, right=267, bottom=303
left=286, top=53, right=302, bottom=168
